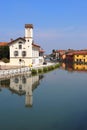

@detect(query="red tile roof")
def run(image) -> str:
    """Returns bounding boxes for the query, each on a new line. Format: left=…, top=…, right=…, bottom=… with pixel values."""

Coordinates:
left=25, top=24, right=33, bottom=29
left=32, top=43, right=40, bottom=48
left=39, top=48, right=45, bottom=53
left=66, top=52, right=73, bottom=56
left=66, top=50, right=87, bottom=56
left=8, top=37, right=25, bottom=45
left=0, top=42, right=8, bottom=46
left=73, top=51, right=87, bottom=55
left=8, top=37, right=41, bottom=49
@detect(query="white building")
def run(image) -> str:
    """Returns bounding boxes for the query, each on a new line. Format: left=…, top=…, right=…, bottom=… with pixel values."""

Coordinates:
left=8, top=24, right=44, bottom=66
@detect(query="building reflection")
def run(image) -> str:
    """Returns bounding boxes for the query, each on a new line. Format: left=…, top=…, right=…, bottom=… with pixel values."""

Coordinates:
left=0, top=74, right=44, bottom=107
left=73, top=64, right=87, bottom=71
left=61, top=63, right=87, bottom=72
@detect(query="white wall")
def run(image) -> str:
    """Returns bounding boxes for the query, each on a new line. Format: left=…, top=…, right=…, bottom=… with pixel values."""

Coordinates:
left=25, top=28, right=33, bottom=38
left=9, top=38, right=33, bottom=66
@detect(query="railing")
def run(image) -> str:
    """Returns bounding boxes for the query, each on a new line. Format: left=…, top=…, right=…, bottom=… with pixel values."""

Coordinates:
left=0, top=67, right=30, bottom=79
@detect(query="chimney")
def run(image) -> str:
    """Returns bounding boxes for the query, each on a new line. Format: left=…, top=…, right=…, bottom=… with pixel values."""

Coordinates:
left=10, top=38, right=13, bottom=42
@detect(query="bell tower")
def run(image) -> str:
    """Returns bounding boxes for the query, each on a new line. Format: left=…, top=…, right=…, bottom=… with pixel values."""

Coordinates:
left=25, top=24, right=33, bottom=41
left=24, top=24, right=33, bottom=65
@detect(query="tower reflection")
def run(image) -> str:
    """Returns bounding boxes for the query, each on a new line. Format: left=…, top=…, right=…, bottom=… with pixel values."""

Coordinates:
left=0, top=74, right=44, bottom=107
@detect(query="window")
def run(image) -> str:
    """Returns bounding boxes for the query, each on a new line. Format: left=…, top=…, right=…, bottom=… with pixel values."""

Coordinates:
left=14, top=51, right=18, bottom=56
left=76, top=59, right=78, bottom=62
left=19, top=84, right=22, bottom=90
left=19, top=45, right=22, bottom=49
left=22, top=76, right=26, bottom=84
left=76, top=67, right=78, bottom=70
left=22, top=51, right=26, bottom=57
left=14, top=78, right=19, bottom=83
left=80, top=59, right=81, bottom=62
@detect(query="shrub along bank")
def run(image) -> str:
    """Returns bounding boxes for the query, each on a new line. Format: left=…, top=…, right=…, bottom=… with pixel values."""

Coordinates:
left=31, top=63, right=60, bottom=75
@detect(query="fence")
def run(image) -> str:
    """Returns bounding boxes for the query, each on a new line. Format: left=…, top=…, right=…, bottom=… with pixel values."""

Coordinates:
left=0, top=67, right=31, bottom=79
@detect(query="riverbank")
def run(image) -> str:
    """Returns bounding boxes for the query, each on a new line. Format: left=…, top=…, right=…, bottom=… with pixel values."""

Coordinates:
left=0, top=62, right=59, bottom=79
left=31, top=63, right=60, bottom=75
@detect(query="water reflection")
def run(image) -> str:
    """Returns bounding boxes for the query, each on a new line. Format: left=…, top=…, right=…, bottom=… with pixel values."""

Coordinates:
left=61, top=63, right=87, bottom=72
left=0, top=74, right=44, bottom=107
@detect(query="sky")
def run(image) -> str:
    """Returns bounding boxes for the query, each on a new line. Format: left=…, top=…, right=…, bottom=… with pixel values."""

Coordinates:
left=0, top=0, right=87, bottom=53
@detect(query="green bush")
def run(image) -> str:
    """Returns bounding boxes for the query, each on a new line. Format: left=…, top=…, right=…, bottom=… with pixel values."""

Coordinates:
left=47, top=66, right=51, bottom=71
left=2, top=58, right=9, bottom=63
left=51, top=65, right=55, bottom=69
left=31, top=64, right=60, bottom=75
left=43, top=67, right=48, bottom=72
left=38, top=68, right=43, bottom=73
left=54, top=64, right=60, bottom=68
left=48, top=66, right=54, bottom=71
left=31, top=69, right=37, bottom=75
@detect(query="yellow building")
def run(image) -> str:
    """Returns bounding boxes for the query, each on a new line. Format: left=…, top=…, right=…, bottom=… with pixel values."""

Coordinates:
left=73, top=51, right=87, bottom=63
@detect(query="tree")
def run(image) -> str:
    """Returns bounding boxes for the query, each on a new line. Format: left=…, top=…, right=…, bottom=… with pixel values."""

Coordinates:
left=52, top=49, right=56, bottom=53
left=0, top=46, right=9, bottom=60
left=52, top=49, right=56, bottom=59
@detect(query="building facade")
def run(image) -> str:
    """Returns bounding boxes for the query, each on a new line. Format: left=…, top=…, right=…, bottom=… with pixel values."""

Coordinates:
left=73, top=51, right=87, bottom=63
left=8, top=24, right=44, bottom=66
left=56, top=49, right=87, bottom=64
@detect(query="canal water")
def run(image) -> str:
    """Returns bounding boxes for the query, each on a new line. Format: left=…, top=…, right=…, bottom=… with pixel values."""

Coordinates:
left=0, top=66, right=87, bottom=130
